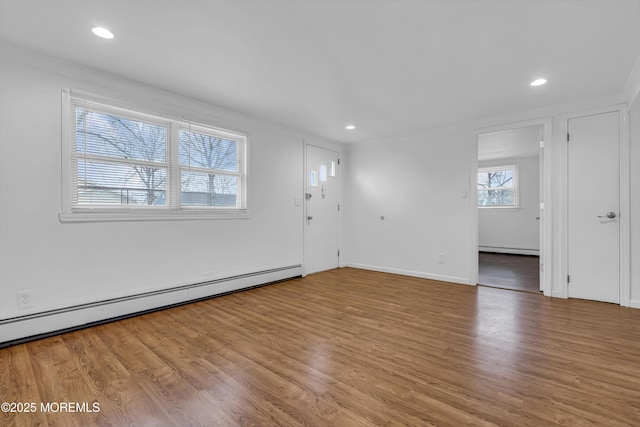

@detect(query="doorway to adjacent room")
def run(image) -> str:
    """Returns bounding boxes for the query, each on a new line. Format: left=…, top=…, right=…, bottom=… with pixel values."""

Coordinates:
left=477, top=124, right=543, bottom=294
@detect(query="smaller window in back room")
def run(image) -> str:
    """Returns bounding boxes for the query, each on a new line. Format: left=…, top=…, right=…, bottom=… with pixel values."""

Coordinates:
left=478, top=165, right=519, bottom=208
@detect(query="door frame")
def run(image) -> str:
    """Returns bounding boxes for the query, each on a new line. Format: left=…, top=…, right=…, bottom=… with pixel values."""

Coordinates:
left=470, top=117, right=553, bottom=296
left=559, top=104, right=630, bottom=306
left=302, top=142, right=342, bottom=277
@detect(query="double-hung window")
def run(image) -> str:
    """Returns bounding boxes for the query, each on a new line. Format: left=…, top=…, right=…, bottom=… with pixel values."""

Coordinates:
left=62, top=90, right=247, bottom=221
left=477, top=165, right=518, bottom=208
left=179, top=124, right=242, bottom=208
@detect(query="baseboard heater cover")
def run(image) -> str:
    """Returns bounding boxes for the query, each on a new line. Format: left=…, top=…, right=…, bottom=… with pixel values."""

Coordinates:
left=479, top=246, right=540, bottom=256
left=0, top=265, right=301, bottom=347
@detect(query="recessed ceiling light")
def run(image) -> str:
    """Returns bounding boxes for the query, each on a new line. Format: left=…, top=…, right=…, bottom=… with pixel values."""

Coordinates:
left=345, top=124, right=356, bottom=130
left=92, top=27, right=114, bottom=39
left=530, top=78, right=547, bottom=87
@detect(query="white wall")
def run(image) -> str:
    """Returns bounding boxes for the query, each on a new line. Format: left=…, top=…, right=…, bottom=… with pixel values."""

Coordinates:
left=343, top=129, right=474, bottom=284
left=478, top=156, right=540, bottom=254
left=0, top=43, right=343, bottom=341
left=344, top=95, right=631, bottom=299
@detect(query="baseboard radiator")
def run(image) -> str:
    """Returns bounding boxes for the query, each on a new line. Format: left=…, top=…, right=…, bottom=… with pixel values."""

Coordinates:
left=479, top=246, right=540, bottom=256
left=0, top=264, right=302, bottom=347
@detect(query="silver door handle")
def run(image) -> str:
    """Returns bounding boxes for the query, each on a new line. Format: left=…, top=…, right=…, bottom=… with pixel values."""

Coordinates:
left=597, top=212, right=616, bottom=219
left=307, top=216, right=313, bottom=220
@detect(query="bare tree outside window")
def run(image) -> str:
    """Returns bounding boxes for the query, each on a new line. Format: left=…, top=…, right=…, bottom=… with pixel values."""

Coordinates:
left=69, top=96, right=247, bottom=214
left=179, top=129, right=239, bottom=207
left=478, top=166, right=517, bottom=207
left=76, top=108, right=167, bottom=206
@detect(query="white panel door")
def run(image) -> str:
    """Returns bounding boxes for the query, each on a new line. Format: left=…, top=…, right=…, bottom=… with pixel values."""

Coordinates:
left=305, top=145, right=340, bottom=274
left=567, top=111, right=620, bottom=303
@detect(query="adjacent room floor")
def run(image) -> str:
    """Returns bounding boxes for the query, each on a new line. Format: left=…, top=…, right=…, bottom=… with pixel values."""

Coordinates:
left=478, top=252, right=540, bottom=293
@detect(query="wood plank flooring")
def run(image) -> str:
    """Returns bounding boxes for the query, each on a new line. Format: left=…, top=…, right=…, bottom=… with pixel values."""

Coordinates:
left=478, top=252, right=540, bottom=293
left=1, top=267, right=639, bottom=426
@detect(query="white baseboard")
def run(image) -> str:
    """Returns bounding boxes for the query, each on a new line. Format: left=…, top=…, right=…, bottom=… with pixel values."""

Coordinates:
left=346, top=263, right=471, bottom=285
left=630, top=299, right=640, bottom=309
left=0, top=265, right=301, bottom=345
left=479, top=246, right=540, bottom=256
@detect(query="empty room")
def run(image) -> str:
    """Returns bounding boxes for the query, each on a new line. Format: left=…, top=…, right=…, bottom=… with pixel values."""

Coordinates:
left=1, top=1, right=640, bottom=426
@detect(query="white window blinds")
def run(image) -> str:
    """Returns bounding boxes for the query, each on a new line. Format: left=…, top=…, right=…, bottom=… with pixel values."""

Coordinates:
left=73, top=99, right=170, bottom=208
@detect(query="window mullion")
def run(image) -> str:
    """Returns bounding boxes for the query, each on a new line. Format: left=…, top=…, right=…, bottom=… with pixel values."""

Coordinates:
left=180, top=165, right=241, bottom=177
left=169, top=122, right=181, bottom=209
left=71, top=153, right=167, bottom=169
left=479, top=188, right=514, bottom=193
left=236, top=136, right=244, bottom=209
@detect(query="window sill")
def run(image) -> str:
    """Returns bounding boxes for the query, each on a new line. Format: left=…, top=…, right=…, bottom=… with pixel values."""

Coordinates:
left=59, top=209, right=249, bottom=223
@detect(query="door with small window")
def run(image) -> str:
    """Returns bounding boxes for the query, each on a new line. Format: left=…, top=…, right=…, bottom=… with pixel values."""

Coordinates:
left=305, top=145, right=340, bottom=274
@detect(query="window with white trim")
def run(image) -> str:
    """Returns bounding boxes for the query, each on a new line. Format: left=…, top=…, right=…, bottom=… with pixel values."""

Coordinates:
left=62, top=91, right=247, bottom=220
left=477, top=165, right=518, bottom=208
left=179, top=124, right=242, bottom=208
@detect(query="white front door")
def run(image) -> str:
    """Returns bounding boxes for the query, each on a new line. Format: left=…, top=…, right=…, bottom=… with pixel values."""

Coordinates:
left=567, top=111, right=620, bottom=303
left=305, top=145, right=340, bottom=274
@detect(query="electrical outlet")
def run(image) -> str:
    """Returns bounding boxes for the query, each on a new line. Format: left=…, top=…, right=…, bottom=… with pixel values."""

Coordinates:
left=16, top=290, right=33, bottom=309
left=438, top=253, right=445, bottom=264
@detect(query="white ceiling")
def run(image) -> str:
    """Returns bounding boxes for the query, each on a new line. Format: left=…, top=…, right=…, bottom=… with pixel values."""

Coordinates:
left=1, top=0, right=639, bottom=143
left=478, top=125, right=541, bottom=161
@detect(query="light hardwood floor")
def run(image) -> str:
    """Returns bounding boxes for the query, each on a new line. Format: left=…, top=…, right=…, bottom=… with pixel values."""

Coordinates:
left=1, top=268, right=639, bottom=426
